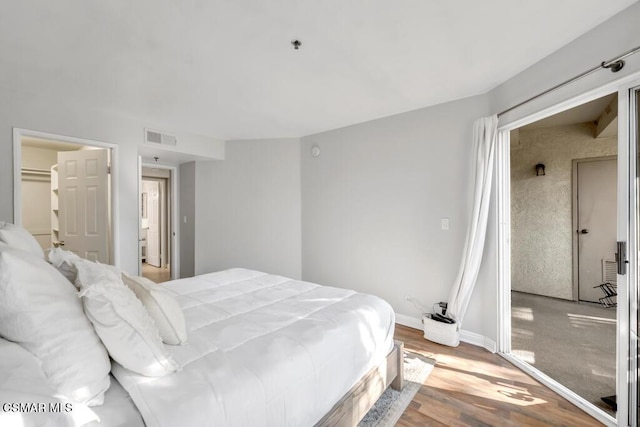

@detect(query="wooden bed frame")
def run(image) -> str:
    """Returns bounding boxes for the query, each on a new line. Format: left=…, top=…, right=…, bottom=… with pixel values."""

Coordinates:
left=315, top=341, right=405, bottom=427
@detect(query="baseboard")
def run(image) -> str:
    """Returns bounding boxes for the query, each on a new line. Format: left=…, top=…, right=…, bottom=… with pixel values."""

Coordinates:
left=460, top=329, right=497, bottom=353
left=395, top=314, right=497, bottom=353
left=395, top=314, right=423, bottom=330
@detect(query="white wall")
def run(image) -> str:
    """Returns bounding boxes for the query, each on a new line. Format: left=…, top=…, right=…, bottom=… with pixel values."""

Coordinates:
left=194, top=138, right=302, bottom=279
left=301, top=95, right=492, bottom=335
left=0, top=84, right=224, bottom=274
left=511, top=124, right=617, bottom=299
left=491, top=3, right=640, bottom=124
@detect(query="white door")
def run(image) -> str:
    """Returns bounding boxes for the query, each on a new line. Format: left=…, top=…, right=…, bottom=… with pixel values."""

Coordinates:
left=58, top=149, right=110, bottom=262
left=577, top=158, right=617, bottom=303
left=145, top=180, right=161, bottom=267
left=158, top=179, right=168, bottom=269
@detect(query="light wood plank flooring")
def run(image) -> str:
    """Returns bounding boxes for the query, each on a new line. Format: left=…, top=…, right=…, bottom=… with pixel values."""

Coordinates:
left=395, top=325, right=603, bottom=426
left=141, top=262, right=171, bottom=283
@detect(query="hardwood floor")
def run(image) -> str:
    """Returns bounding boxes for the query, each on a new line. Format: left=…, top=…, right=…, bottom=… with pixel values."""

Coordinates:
left=141, top=262, right=171, bottom=283
left=394, top=325, right=604, bottom=426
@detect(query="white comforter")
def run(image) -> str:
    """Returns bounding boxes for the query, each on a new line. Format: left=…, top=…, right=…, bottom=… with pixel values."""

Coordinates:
left=112, top=269, right=395, bottom=427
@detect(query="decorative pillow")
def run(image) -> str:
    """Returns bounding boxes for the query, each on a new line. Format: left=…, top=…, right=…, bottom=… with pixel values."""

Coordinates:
left=48, top=248, right=121, bottom=286
left=0, top=244, right=111, bottom=405
left=75, top=259, right=179, bottom=377
left=0, top=222, right=44, bottom=259
left=0, top=337, right=99, bottom=427
left=47, top=247, right=82, bottom=285
left=122, top=273, right=188, bottom=345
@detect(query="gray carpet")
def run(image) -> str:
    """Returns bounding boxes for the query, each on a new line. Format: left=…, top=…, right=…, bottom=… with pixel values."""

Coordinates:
left=358, top=351, right=435, bottom=427
left=511, top=291, right=616, bottom=415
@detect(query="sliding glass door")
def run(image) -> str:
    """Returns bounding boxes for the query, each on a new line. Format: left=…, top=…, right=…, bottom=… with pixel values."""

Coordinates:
left=497, top=79, right=640, bottom=427
left=630, top=84, right=640, bottom=427
left=618, top=82, right=640, bottom=427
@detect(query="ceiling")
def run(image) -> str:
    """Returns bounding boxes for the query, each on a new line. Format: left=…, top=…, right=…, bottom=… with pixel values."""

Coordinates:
left=523, top=93, right=617, bottom=131
left=1, top=1, right=635, bottom=140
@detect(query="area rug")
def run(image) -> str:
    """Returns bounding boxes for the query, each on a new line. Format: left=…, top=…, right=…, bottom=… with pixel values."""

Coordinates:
left=358, top=351, right=435, bottom=427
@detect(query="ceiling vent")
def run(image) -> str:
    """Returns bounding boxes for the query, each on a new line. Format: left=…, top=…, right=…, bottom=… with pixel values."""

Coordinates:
left=145, top=128, right=177, bottom=146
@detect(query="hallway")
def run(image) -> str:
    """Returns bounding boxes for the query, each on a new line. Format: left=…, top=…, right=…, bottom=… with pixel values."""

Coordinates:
left=142, top=262, right=171, bottom=283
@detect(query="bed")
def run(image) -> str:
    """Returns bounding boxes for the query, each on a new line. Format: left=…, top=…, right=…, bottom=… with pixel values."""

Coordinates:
left=0, top=222, right=402, bottom=427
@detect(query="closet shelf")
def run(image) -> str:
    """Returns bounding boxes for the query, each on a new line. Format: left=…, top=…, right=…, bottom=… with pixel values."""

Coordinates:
left=51, top=164, right=59, bottom=247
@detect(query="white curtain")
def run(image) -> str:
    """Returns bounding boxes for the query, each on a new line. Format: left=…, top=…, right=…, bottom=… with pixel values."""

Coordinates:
left=446, top=115, right=498, bottom=327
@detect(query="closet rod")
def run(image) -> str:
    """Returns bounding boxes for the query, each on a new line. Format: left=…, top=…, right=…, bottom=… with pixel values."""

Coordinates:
left=21, top=167, right=51, bottom=175
left=497, top=44, right=640, bottom=117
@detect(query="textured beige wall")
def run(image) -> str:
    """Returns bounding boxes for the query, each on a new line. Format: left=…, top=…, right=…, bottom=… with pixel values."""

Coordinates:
left=511, top=123, right=617, bottom=300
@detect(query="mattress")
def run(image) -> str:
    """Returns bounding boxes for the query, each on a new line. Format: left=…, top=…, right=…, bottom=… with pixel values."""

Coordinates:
left=112, top=268, right=395, bottom=427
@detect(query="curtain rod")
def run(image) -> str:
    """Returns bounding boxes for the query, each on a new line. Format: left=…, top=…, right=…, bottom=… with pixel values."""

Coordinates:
left=497, top=44, right=640, bottom=117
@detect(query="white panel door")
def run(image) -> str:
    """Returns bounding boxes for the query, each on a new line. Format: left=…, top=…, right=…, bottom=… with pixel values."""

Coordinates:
left=145, top=180, right=161, bottom=267
left=577, top=158, right=617, bottom=303
left=58, top=149, right=109, bottom=262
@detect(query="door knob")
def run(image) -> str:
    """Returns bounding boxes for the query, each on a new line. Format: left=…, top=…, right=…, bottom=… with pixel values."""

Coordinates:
left=580, top=229, right=589, bottom=234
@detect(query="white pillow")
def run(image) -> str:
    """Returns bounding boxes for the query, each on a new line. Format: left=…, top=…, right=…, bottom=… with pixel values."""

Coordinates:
left=0, top=222, right=44, bottom=259
left=48, top=247, right=82, bottom=285
left=0, top=245, right=111, bottom=405
left=48, top=248, right=121, bottom=286
left=75, top=259, right=179, bottom=377
left=0, top=337, right=99, bottom=427
left=122, top=273, right=188, bottom=345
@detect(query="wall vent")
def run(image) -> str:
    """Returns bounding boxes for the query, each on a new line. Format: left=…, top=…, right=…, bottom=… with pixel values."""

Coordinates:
left=602, top=259, right=617, bottom=284
left=145, top=128, right=177, bottom=146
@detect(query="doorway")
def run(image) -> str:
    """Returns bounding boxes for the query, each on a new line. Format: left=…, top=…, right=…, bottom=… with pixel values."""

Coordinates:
left=573, top=157, right=618, bottom=303
left=507, top=93, right=619, bottom=422
left=13, top=130, right=115, bottom=264
left=497, top=75, right=640, bottom=427
left=140, top=165, right=175, bottom=283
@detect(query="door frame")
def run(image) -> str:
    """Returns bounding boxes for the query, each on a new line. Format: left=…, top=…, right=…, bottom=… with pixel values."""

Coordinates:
left=495, top=74, right=640, bottom=426
left=139, top=162, right=179, bottom=280
left=571, top=155, right=618, bottom=302
left=623, top=82, right=640, bottom=427
left=12, top=128, right=119, bottom=266
left=142, top=178, right=161, bottom=267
